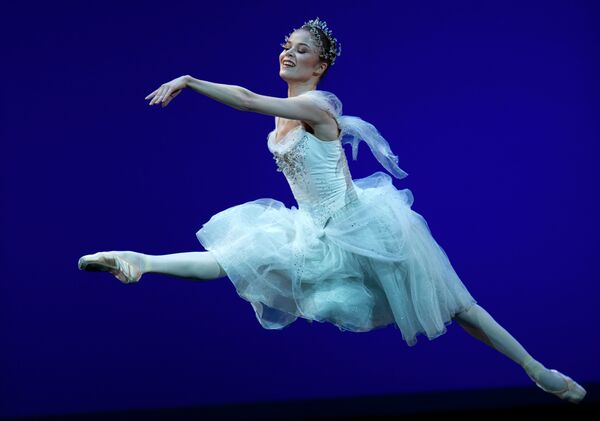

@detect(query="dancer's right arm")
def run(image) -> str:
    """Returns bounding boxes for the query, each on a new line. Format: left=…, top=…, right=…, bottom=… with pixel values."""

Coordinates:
left=183, top=76, right=251, bottom=110
left=144, top=75, right=328, bottom=125
left=145, top=75, right=249, bottom=110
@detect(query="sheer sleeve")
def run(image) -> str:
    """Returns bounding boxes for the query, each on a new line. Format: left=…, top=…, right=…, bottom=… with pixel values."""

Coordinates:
left=300, top=89, right=343, bottom=119
left=300, top=90, right=409, bottom=180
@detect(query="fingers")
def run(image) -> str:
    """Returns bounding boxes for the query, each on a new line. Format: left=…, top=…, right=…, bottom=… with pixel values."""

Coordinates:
left=162, top=90, right=181, bottom=107
left=149, top=87, right=163, bottom=105
left=158, top=87, right=172, bottom=105
left=148, top=85, right=165, bottom=105
left=160, top=86, right=172, bottom=104
left=147, top=84, right=182, bottom=107
left=144, top=88, right=158, bottom=100
left=154, top=87, right=166, bottom=105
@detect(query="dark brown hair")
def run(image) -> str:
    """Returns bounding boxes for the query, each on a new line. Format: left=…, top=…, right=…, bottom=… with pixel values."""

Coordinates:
left=300, top=25, right=333, bottom=82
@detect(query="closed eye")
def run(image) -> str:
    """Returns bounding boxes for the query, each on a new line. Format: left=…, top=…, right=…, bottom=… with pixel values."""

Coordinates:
left=280, top=43, right=307, bottom=53
left=282, top=47, right=306, bottom=53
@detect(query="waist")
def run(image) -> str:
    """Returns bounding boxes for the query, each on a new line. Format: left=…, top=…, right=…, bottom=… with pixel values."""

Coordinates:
left=298, top=187, right=360, bottom=229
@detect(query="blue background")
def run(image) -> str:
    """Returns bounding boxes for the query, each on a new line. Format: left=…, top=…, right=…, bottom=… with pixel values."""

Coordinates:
left=1, top=0, right=598, bottom=418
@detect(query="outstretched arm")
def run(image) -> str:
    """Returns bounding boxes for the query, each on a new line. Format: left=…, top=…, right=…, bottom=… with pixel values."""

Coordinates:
left=186, top=75, right=327, bottom=124
left=184, top=76, right=250, bottom=111
left=145, top=75, right=329, bottom=125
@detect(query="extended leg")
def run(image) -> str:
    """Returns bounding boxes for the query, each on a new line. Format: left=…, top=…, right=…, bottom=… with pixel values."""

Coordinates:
left=79, top=250, right=227, bottom=282
left=142, top=251, right=227, bottom=280
left=453, top=303, right=532, bottom=366
left=452, top=303, right=585, bottom=402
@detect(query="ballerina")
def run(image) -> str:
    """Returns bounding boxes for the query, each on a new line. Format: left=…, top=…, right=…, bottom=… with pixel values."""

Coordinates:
left=78, top=17, right=586, bottom=404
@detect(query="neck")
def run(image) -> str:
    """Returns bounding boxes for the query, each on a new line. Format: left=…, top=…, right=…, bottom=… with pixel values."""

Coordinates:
left=287, top=82, right=318, bottom=98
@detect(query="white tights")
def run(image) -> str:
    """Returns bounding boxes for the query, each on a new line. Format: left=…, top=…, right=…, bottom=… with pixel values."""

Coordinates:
left=117, top=250, right=227, bottom=281
left=114, top=251, right=569, bottom=393
left=452, top=303, right=568, bottom=392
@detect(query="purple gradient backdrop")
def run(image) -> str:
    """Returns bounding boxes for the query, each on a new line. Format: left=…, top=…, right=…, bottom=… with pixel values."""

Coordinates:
left=1, top=0, right=599, bottom=418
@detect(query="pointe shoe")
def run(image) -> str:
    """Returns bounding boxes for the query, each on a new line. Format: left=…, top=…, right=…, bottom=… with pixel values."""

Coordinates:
left=523, top=357, right=587, bottom=404
left=78, top=252, right=142, bottom=284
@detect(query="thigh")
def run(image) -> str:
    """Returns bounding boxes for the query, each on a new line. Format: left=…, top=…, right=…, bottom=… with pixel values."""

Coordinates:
left=203, top=251, right=227, bottom=278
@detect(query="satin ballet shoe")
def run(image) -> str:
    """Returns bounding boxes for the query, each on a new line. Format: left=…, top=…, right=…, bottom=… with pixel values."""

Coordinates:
left=523, top=357, right=587, bottom=404
left=78, top=252, right=142, bottom=284
left=532, top=369, right=587, bottom=404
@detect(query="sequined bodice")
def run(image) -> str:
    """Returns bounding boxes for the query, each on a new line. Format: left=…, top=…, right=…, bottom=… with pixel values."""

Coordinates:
left=267, top=125, right=359, bottom=228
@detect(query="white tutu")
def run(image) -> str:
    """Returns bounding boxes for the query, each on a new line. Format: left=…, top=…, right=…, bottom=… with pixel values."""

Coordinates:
left=197, top=171, right=476, bottom=346
left=196, top=89, right=476, bottom=346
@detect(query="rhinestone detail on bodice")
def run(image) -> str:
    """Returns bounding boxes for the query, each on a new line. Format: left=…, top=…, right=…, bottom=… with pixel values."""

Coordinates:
left=268, top=126, right=359, bottom=229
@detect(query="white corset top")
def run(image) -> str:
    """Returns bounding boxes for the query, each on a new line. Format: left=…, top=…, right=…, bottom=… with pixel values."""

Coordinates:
left=267, top=125, right=359, bottom=229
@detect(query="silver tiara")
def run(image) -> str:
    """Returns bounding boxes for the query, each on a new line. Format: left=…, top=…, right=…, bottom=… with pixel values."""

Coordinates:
left=282, top=17, right=342, bottom=66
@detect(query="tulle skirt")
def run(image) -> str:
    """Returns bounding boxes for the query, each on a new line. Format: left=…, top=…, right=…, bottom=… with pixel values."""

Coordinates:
left=196, top=171, right=476, bottom=346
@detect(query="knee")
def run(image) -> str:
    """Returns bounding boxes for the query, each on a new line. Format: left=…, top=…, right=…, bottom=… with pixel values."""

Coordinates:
left=453, top=303, right=480, bottom=326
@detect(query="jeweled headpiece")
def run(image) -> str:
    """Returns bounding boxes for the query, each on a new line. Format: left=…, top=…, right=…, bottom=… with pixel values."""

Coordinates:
left=282, top=17, right=342, bottom=66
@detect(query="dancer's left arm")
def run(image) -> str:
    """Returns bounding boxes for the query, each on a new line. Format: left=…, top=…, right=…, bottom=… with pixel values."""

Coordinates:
left=145, top=75, right=327, bottom=124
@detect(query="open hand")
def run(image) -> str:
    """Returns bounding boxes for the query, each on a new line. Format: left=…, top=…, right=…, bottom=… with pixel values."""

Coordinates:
left=145, top=75, right=189, bottom=107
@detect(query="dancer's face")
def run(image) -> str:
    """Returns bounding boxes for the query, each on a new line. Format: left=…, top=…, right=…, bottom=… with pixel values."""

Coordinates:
left=279, top=29, right=327, bottom=83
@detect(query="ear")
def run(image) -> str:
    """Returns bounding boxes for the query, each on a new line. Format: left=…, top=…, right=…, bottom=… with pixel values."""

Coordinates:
left=316, top=61, right=328, bottom=76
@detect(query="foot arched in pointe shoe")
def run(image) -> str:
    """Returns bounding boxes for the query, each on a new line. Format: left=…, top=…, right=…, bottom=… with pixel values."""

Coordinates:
left=534, top=369, right=587, bottom=404
left=523, top=357, right=587, bottom=404
left=78, top=252, right=142, bottom=284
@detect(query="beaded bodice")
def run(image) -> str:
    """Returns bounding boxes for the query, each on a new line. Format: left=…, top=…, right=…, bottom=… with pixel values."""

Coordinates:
left=267, top=123, right=359, bottom=229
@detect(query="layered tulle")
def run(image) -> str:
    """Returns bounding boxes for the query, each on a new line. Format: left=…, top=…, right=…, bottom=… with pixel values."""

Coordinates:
left=196, top=171, right=476, bottom=346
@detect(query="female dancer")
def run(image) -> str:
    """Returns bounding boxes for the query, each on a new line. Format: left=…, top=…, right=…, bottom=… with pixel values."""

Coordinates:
left=78, top=17, right=586, bottom=404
